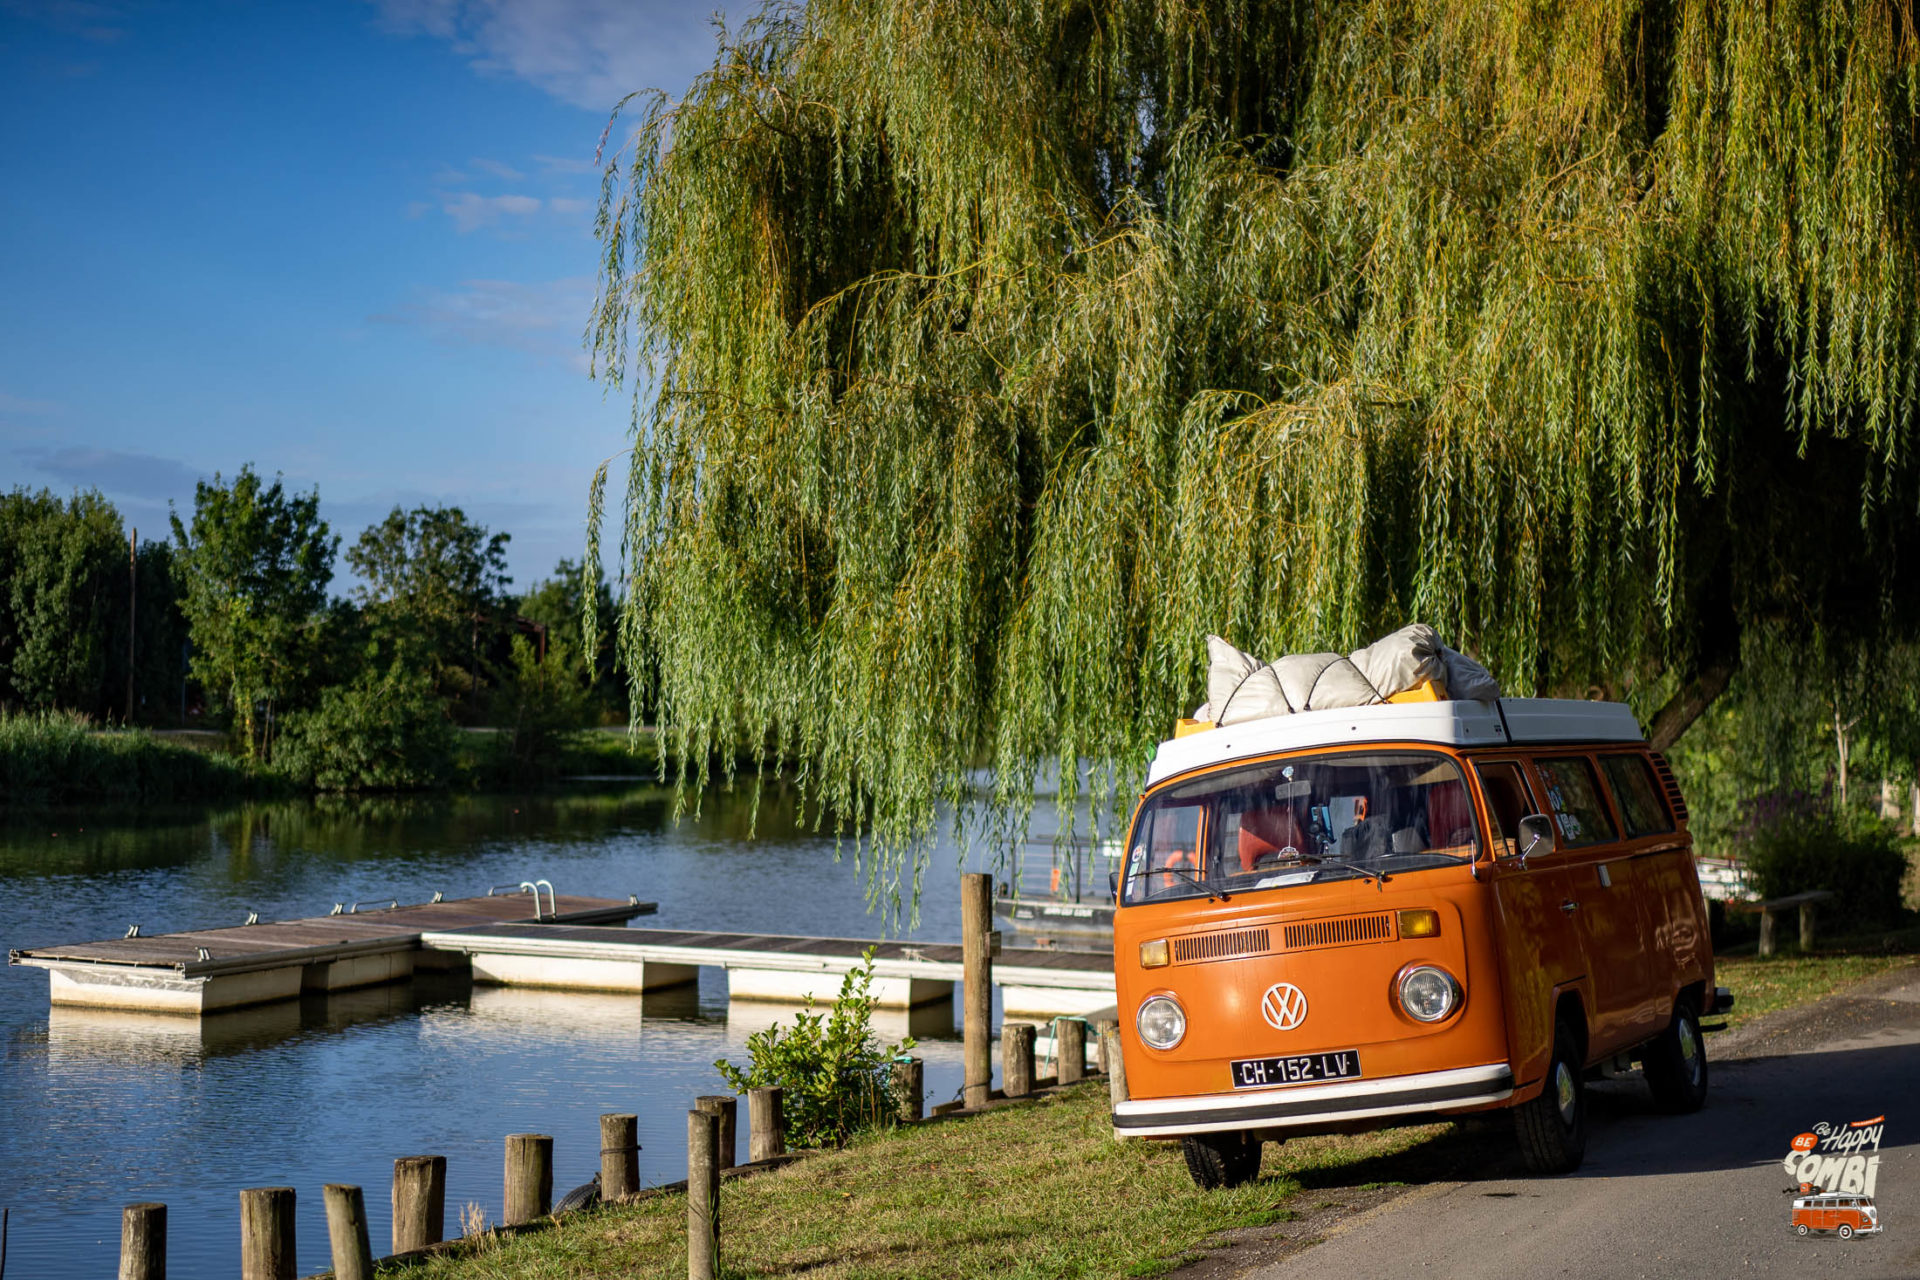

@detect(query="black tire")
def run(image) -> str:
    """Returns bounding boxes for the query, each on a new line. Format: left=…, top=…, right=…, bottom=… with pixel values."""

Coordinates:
left=1181, top=1130, right=1261, bottom=1190
left=1515, top=1019, right=1587, bottom=1174
left=1643, top=996, right=1709, bottom=1114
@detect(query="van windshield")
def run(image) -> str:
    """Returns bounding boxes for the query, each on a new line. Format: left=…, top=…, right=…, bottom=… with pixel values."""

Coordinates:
left=1122, top=751, right=1478, bottom=905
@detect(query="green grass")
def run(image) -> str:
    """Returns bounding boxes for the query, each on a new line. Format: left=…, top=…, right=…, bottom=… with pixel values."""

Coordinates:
left=383, top=1086, right=1448, bottom=1280
left=0, top=709, right=275, bottom=807
left=1714, top=938, right=1920, bottom=1029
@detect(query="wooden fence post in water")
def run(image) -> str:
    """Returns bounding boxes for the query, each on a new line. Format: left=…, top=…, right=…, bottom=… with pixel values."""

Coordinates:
left=392, top=1155, right=446, bottom=1253
left=748, top=1086, right=785, bottom=1161
left=239, top=1187, right=295, bottom=1280
left=695, top=1095, right=737, bottom=1170
left=504, top=1134, right=553, bottom=1224
left=1057, top=1017, right=1087, bottom=1086
left=322, top=1185, right=373, bottom=1280
left=119, top=1202, right=166, bottom=1280
left=891, top=1056, right=924, bottom=1122
left=687, top=1109, right=721, bottom=1280
left=601, top=1113, right=640, bottom=1200
left=1002, top=1023, right=1036, bottom=1097
left=961, top=871, right=993, bottom=1108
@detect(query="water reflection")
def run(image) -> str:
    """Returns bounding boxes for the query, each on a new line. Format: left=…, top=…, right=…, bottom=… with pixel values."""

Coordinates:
left=0, top=782, right=987, bottom=1279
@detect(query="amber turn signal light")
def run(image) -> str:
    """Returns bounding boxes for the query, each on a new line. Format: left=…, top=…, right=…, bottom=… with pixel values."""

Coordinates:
left=1139, top=938, right=1170, bottom=968
left=1397, top=909, right=1440, bottom=938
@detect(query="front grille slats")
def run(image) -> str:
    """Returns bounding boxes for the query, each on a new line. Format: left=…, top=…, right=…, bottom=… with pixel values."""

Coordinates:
left=1282, top=913, right=1393, bottom=950
left=1172, top=927, right=1270, bottom=964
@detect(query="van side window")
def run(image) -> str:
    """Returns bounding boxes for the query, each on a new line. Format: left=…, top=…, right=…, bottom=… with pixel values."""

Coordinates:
left=1127, top=802, right=1203, bottom=900
left=1600, top=754, right=1675, bottom=836
left=1475, top=762, right=1535, bottom=858
left=1533, top=757, right=1619, bottom=847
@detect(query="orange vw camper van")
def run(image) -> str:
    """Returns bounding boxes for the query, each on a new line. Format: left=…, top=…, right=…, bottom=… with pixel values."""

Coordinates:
left=1111, top=697, right=1730, bottom=1186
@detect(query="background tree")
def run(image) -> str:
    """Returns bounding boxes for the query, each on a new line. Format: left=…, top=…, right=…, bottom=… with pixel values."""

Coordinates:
left=515, top=558, right=624, bottom=723
left=589, top=0, right=1920, bottom=897
left=347, top=505, right=510, bottom=712
left=0, top=489, right=124, bottom=715
left=171, top=467, right=336, bottom=758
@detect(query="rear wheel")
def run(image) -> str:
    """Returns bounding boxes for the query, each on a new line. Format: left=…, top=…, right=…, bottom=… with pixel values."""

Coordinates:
left=1181, top=1130, right=1261, bottom=1189
left=1643, top=996, right=1709, bottom=1113
left=1515, top=1020, right=1587, bottom=1174
left=1797, top=1224, right=1810, bottom=1237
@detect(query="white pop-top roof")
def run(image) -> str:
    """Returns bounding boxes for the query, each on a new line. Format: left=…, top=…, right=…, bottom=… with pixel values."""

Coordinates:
left=1145, top=698, right=1645, bottom=786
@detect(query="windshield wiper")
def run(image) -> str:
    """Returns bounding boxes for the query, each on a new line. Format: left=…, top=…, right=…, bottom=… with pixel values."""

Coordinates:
left=1292, top=854, right=1390, bottom=886
left=1158, top=866, right=1231, bottom=902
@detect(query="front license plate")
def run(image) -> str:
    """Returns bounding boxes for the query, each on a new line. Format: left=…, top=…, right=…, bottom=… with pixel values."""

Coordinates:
left=1230, top=1050, right=1362, bottom=1089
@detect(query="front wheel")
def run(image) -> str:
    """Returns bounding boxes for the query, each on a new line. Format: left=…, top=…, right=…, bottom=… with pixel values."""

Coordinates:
left=1181, top=1130, right=1261, bottom=1190
left=1839, top=1224, right=1854, bottom=1240
left=1643, top=997, right=1709, bottom=1113
left=1515, top=1020, right=1587, bottom=1174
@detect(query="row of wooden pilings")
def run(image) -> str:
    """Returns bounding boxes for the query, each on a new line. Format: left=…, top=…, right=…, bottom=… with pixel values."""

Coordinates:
left=110, top=874, right=1119, bottom=1280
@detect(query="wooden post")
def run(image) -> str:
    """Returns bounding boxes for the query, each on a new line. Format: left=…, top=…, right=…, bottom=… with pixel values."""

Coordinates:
left=119, top=1202, right=166, bottom=1280
left=695, top=1094, right=738, bottom=1170
left=1002, top=1022, right=1036, bottom=1097
left=601, top=1113, right=640, bottom=1200
left=687, top=1109, right=720, bottom=1280
left=504, top=1133, right=553, bottom=1224
left=1092, top=1018, right=1118, bottom=1074
left=961, top=871, right=993, bottom=1108
left=1800, top=900, right=1818, bottom=951
left=1057, top=1017, right=1086, bottom=1085
left=1759, top=907, right=1777, bottom=958
left=239, top=1187, right=295, bottom=1280
left=1101, top=1024, right=1129, bottom=1113
left=748, top=1087, right=785, bottom=1162
left=322, top=1185, right=373, bottom=1280
left=391, top=1155, right=446, bottom=1253
left=126, top=527, right=136, bottom=723
left=891, top=1057, right=924, bottom=1122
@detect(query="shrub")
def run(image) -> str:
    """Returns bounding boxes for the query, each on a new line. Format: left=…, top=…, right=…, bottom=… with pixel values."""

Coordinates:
left=276, top=670, right=457, bottom=791
left=1738, top=790, right=1909, bottom=929
left=480, top=634, right=591, bottom=786
left=0, top=708, right=263, bottom=807
left=714, top=951, right=913, bottom=1148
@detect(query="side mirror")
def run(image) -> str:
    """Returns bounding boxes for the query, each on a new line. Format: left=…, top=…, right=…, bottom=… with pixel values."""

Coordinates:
left=1517, top=814, right=1556, bottom=863
left=1108, top=870, right=1120, bottom=902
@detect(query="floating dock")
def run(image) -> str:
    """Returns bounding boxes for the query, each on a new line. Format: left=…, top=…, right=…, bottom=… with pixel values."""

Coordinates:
left=9, top=892, right=650, bottom=1014
left=420, top=923, right=1117, bottom=1016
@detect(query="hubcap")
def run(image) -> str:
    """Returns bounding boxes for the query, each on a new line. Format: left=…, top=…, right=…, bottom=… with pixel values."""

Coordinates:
left=1679, top=1019, right=1700, bottom=1083
left=1554, top=1061, right=1577, bottom=1124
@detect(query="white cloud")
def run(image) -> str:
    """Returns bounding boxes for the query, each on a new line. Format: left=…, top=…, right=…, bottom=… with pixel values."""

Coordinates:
left=0, top=391, right=63, bottom=416
left=369, top=0, right=726, bottom=112
left=470, top=157, right=526, bottom=180
left=373, top=276, right=595, bottom=368
left=440, top=190, right=543, bottom=232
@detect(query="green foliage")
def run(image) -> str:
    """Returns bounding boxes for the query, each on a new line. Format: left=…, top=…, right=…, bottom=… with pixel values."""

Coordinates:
left=347, top=505, right=510, bottom=707
left=276, top=670, right=458, bottom=792
left=481, top=634, right=592, bottom=785
left=0, top=709, right=264, bottom=807
left=515, top=559, right=624, bottom=723
left=714, top=952, right=913, bottom=1148
left=171, top=467, right=337, bottom=758
left=1739, top=794, right=1909, bottom=929
left=0, top=488, right=126, bottom=714
left=588, top=0, right=1920, bottom=902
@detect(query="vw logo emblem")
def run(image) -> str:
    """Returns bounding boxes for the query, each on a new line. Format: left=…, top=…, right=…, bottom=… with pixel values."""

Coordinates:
left=1261, top=982, right=1308, bottom=1031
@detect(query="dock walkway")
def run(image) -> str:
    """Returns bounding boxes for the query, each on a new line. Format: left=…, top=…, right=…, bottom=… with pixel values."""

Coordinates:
left=10, top=893, right=649, bottom=1014
left=421, top=923, right=1116, bottom=1016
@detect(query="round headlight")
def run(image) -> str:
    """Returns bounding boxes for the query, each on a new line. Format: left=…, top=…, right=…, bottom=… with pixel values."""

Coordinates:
left=1397, top=965, right=1461, bottom=1023
left=1137, top=994, right=1187, bottom=1050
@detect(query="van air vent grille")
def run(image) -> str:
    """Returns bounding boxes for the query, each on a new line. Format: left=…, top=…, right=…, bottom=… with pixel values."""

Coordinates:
left=1284, top=914, right=1394, bottom=950
left=1171, top=928, right=1271, bottom=964
left=1647, top=751, right=1691, bottom=824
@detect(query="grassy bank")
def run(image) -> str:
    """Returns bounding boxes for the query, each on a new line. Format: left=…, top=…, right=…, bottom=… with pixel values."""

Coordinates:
left=0, top=710, right=276, bottom=807
left=381, top=947, right=1915, bottom=1280
left=387, top=1084, right=1443, bottom=1280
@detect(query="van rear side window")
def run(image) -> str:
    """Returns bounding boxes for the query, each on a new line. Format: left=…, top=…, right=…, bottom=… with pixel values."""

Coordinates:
left=1533, top=757, right=1618, bottom=847
left=1600, top=754, right=1675, bottom=837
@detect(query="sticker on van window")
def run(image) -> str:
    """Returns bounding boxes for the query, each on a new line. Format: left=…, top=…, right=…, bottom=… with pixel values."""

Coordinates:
left=1780, top=1116, right=1887, bottom=1240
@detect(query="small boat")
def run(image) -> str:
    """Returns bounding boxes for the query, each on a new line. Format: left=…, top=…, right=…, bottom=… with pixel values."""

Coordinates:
left=993, top=834, right=1122, bottom=941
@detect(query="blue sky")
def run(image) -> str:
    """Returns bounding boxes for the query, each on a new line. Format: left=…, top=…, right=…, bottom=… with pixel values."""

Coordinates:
left=0, top=0, right=725, bottom=593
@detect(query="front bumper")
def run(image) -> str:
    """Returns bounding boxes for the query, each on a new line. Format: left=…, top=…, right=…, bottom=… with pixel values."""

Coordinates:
left=1111, top=1062, right=1514, bottom=1138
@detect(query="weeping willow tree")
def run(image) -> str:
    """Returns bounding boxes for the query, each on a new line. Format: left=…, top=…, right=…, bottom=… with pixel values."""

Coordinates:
left=586, top=0, right=1920, bottom=905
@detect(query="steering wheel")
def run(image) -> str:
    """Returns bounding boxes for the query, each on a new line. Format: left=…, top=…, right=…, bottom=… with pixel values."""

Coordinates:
left=1252, top=844, right=1309, bottom=868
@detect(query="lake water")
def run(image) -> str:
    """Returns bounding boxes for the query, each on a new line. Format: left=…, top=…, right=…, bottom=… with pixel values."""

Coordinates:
left=0, top=782, right=1019, bottom=1278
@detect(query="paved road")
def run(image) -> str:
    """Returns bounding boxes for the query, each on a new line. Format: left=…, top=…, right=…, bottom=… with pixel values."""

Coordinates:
left=1251, top=964, right=1920, bottom=1279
